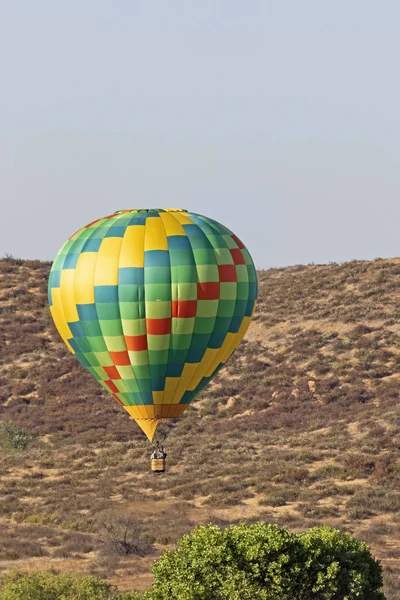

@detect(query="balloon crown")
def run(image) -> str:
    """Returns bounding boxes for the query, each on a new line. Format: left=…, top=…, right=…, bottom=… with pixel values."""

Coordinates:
left=114, top=208, right=188, bottom=214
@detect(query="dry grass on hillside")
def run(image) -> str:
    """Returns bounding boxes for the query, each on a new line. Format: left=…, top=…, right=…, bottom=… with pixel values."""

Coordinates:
left=0, top=256, right=399, bottom=598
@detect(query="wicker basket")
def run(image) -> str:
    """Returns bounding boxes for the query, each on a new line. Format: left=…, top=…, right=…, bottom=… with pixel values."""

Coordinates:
left=151, top=458, right=166, bottom=472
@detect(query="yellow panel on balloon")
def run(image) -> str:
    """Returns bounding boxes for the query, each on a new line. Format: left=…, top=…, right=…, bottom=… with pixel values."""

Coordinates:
left=144, top=405, right=156, bottom=419
left=171, top=363, right=200, bottom=403
left=49, top=288, right=74, bottom=351
left=124, top=405, right=147, bottom=420
left=172, top=212, right=195, bottom=225
left=159, top=211, right=186, bottom=236
left=60, top=270, right=79, bottom=322
left=120, top=225, right=145, bottom=268
left=144, top=217, right=168, bottom=251
left=74, top=253, right=96, bottom=304
left=163, top=377, right=180, bottom=403
left=153, top=391, right=164, bottom=405
left=187, top=348, right=220, bottom=391
left=205, top=332, right=236, bottom=377
left=94, top=238, right=123, bottom=285
left=221, top=317, right=252, bottom=363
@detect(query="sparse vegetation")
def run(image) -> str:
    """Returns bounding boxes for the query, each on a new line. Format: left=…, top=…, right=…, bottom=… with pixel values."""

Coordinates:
left=97, top=516, right=154, bottom=557
left=0, top=257, right=399, bottom=598
left=0, top=422, right=32, bottom=451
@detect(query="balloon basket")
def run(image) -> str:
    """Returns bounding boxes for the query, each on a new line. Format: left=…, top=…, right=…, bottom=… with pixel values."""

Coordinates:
left=151, top=458, right=166, bottom=473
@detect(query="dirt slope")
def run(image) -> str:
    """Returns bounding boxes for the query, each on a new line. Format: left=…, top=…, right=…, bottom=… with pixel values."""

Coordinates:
left=0, top=257, right=399, bottom=597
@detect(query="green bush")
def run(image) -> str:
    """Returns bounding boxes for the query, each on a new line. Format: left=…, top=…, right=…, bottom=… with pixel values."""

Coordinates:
left=0, top=422, right=32, bottom=451
left=149, top=522, right=385, bottom=600
left=0, top=571, right=111, bottom=600
left=297, top=526, right=385, bottom=599
left=0, top=571, right=146, bottom=600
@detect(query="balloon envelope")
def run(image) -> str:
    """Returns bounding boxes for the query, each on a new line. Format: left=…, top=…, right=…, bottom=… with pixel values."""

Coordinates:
left=48, top=209, right=257, bottom=441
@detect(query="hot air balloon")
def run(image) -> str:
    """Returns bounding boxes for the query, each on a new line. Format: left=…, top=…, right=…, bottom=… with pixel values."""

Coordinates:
left=48, top=209, right=257, bottom=455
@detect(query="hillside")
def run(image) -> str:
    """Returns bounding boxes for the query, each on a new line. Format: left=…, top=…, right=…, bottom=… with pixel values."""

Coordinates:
left=0, top=256, right=399, bottom=598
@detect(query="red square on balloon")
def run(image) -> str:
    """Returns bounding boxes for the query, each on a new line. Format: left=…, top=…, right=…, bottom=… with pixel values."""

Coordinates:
left=197, top=282, right=220, bottom=300
left=147, top=318, right=171, bottom=335
left=125, top=335, right=148, bottom=351
left=103, top=366, right=121, bottom=379
left=231, top=234, right=245, bottom=249
left=109, top=351, right=131, bottom=366
left=172, top=300, right=197, bottom=318
left=218, top=264, right=237, bottom=282
left=230, top=249, right=246, bottom=265
left=105, top=379, right=119, bottom=393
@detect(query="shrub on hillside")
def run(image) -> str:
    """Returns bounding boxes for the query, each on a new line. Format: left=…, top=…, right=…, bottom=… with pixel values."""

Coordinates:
left=0, top=572, right=111, bottom=600
left=0, top=571, right=145, bottom=600
left=0, top=422, right=32, bottom=451
left=97, top=515, right=153, bottom=556
left=149, top=522, right=385, bottom=600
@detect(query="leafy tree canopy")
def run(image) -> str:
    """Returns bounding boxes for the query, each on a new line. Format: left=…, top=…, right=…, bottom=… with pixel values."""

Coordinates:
left=150, top=523, right=385, bottom=600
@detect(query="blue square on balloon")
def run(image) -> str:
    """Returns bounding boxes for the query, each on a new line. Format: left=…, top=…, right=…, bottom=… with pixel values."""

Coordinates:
left=229, top=316, right=243, bottom=333
left=118, top=267, right=144, bottom=285
left=144, top=250, right=170, bottom=267
left=77, top=303, right=98, bottom=321
left=105, top=226, right=126, bottom=238
left=245, top=298, right=256, bottom=317
left=140, top=391, right=154, bottom=404
left=185, top=347, right=206, bottom=363
left=63, top=254, right=79, bottom=269
left=128, top=215, right=147, bottom=225
left=182, top=224, right=202, bottom=237
left=207, top=331, right=225, bottom=349
left=186, top=218, right=217, bottom=236
left=167, top=236, right=192, bottom=251
left=248, top=281, right=257, bottom=299
left=68, top=338, right=81, bottom=353
left=82, top=238, right=102, bottom=252
left=94, top=285, right=119, bottom=303
left=151, top=377, right=166, bottom=392
left=195, top=376, right=210, bottom=393
left=68, top=321, right=85, bottom=338
left=49, top=270, right=61, bottom=288
left=166, top=363, right=184, bottom=377
left=180, top=390, right=196, bottom=404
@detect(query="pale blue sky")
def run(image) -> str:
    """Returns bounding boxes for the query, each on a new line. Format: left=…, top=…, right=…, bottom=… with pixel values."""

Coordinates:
left=1, top=1, right=400, bottom=268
